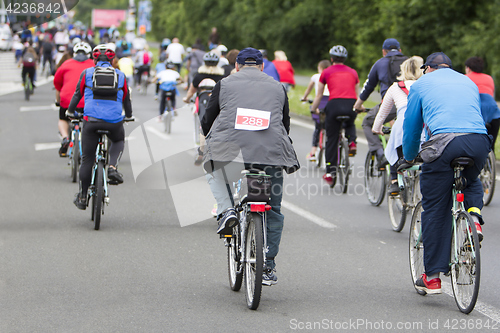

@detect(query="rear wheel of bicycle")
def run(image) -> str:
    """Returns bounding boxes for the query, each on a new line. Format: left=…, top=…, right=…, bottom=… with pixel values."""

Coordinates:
left=24, top=75, right=30, bottom=101
left=388, top=187, right=407, bottom=232
left=481, top=151, right=496, bottom=206
left=450, top=211, right=481, bottom=314
left=193, top=113, right=201, bottom=145
left=93, top=161, right=105, bottom=230
left=228, top=222, right=243, bottom=291
left=71, top=132, right=80, bottom=183
left=338, top=139, right=350, bottom=194
left=409, top=201, right=425, bottom=295
left=364, top=151, right=386, bottom=206
left=164, top=101, right=172, bottom=134
left=244, top=212, right=263, bottom=310
left=141, top=74, right=148, bottom=95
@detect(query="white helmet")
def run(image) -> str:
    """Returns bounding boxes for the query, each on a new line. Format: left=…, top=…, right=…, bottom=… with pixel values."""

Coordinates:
left=329, top=45, right=348, bottom=58
left=73, top=42, right=92, bottom=57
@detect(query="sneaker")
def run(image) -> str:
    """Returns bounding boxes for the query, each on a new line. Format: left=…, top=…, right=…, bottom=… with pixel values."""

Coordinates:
left=262, top=267, right=278, bottom=286
left=194, top=154, right=203, bottom=166
left=388, top=182, right=400, bottom=196
left=475, top=222, right=483, bottom=242
left=348, top=142, right=357, bottom=156
left=415, top=274, right=442, bottom=295
left=59, top=137, right=70, bottom=157
left=108, top=167, right=124, bottom=185
left=216, top=208, right=239, bottom=235
left=323, top=173, right=336, bottom=188
left=73, top=192, right=87, bottom=210
left=306, top=152, right=316, bottom=162
left=378, top=155, right=388, bottom=170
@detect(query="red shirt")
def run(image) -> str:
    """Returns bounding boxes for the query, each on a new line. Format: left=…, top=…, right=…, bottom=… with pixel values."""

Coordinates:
left=53, top=58, right=95, bottom=108
left=466, top=72, right=495, bottom=97
left=319, top=64, right=359, bottom=99
left=272, top=60, right=295, bottom=85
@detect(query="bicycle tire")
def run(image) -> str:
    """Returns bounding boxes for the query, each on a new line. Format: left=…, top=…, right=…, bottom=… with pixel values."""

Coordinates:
left=244, top=212, right=264, bottom=310
left=164, top=101, right=172, bottom=133
left=24, top=74, right=30, bottom=101
left=228, top=222, right=243, bottom=291
left=93, top=160, right=105, bottom=230
left=364, top=151, right=386, bottom=206
left=193, top=113, right=201, bottom=145
left=141, top=74, right=148, bottom=95
left=450, top=211, right=480, bottom=314
left=338, top=139, right=349, bottom=194
left=481, top=151, right=495, bottom=206
left=409, top=201, right=426, bottom=295
left=71, top=130, right=80, bottom=183
left=316, top=130, right=326, bottom=169
left=388, top=186, right=407, bottom=232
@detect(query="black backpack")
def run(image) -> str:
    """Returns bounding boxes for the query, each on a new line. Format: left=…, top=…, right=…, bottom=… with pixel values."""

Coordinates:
left=91, top=66, right=119, bottom=97
left=121, top=41, right=129, bottom=51
left=385, top=54, right=409, bottom=85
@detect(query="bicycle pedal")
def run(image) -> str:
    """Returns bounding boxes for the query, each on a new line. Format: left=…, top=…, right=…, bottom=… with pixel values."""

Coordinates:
left=219, top=234, right=232, bottom=239
left=104, top=197, right=110, bottom=204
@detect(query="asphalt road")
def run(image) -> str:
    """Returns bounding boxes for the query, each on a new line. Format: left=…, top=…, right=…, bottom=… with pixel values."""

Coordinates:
left=1, top=51, right=500, bottom=333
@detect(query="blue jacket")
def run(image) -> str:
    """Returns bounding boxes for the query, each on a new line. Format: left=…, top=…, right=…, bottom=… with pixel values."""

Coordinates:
left=68, top=61, right=132, bottom=123
left=263, top=58, right=280, bottom=82
left=403, top=68, right=487, bottom=160
left=479, top=93, right=500, bottom=124
left=359, top=50, right=404, bottom=101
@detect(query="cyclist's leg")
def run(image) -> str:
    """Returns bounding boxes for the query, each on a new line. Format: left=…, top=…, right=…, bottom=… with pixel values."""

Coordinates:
left=105, top=122, right=126, bottom=168
left=28, top=67, right=35, bottom=88
left=206, top=161, right=242, bottom=216
left=324, top=100, right=342, bottom=174
left=80, top=121, right=101, bottom=195
left=487, top=118, right=500, bottom=148
left=342, top=99, right=357, bottom=143
left=58, top=107, right=71, bottom=156
left=159, top=89, right=167, bottom=116
left=170, top=91, right=176, bottom=109
left=362, top=104, right=396, bottom=155
left=21, top=66, right=27, bottom=84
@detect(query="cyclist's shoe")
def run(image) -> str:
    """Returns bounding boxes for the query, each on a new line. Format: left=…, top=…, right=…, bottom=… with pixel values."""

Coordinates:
left=306, top=152, right=316, bottom=162
left=378, top=155, right=388, bottom=170
left=323, top=173, right=336, bottom=188
left=108, top=167, right=124, bottom=185
left=59, top=137, right=70, bottom=157
left=388, top=182, right=400, bottom=196
left=154, top=94, right=158, bottom=100
left=262, top=267, right=278, bottom=286
left=348, top=142, right=357, bottom=156
left=194, top=154, right=203, bottom=165
left=216, top=208, right=238, bottom=235
left=73, top=192, right=87, bottom=210
left=475, top=222, right=483, bottom=242
left=415, top=274, right=441, bottom=295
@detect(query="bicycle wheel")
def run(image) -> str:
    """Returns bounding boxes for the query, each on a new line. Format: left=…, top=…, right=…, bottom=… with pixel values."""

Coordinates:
left=193, top=113, right=201, bottom=145
left=228, top=221, right=243, bottom=291
left=450, top=211, right=481, bottom=314
left=316, top=130, right=326, bottom=169
left=71, top=130, right=80, bottom=183
left=24, top=75, right=30, bottom=101
left=164, top=110, right=172, bottom=134
left=481, top=151, right=495, bottom=206
left=93, top=160, right=105, bottom=230
left=364, top=151, right=386, bottom=206
left=244, top=212, right=264, bottom=310
left=338, top=139, right=350, bottom=194
left=141, top=74, right=148, bottom=95
left=388, top=186, right=407, bottom=232
left=409, top=201, right=426, bottom=295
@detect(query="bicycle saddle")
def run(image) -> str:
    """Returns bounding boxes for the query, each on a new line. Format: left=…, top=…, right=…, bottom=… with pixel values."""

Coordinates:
left=96, top=130, right=110, bottom=135
left=450, top=157, right=474, bottom=168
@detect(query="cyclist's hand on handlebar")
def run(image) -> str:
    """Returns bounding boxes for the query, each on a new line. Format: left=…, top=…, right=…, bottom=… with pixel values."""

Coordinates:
left=372, top=129, right=383, bottom=135
left=124, top=116, right=136, bottom=122
left=182, top=97, right=190, bottom=103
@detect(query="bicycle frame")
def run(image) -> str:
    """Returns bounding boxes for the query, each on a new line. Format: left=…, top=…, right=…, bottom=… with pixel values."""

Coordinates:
left=397, top=164, right=421, bottom=212
left=67, top=119, right=82, bottom=161
left=89, top=134, right=109, bottom=206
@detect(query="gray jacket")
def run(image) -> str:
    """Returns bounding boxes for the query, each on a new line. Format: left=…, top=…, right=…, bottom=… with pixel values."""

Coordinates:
left=203, top=67, right=300, bottom=174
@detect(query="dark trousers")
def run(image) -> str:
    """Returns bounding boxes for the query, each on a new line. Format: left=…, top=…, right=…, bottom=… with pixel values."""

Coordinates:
left=324, top=98, right=357, bottom=174
left=159, top=89, right=177, bottom=115
left=420, top=134, right=491, bottom=276
left=80, top=120, right=125, bottom=195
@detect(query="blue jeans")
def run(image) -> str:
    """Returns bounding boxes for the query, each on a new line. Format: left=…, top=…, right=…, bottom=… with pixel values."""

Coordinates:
left=419, top=134, right=490, bottom=276
left=206, top=163, right=284, bottom=270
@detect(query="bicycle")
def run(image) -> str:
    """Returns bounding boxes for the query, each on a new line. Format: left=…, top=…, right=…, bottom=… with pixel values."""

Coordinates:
left=225, top=168, right=272, bottom=310
left=140, top=71, right=149, bottom=95
left=305, top=100, right=326, bottom=169
left=364, top=123, right=391, bottom=206
left=480, top=150, right=495, bottom=206
left=24, top=72, right=33, bottom=101
left=409, top=157, right=481, bottom=314
left=161, top=89, right=176, bottom=133
left=67, top=112, right=83, bottom=183
left=88, top=118, right=135, bottom=230
left=388, top=159, right=422, bottom=232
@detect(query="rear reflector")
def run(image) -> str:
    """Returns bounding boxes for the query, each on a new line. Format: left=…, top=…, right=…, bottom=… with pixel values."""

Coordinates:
left=456, top=193, right=464, bottom=202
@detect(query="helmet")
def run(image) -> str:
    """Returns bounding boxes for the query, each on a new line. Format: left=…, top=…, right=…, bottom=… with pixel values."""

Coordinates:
left=216, top=44, right=227, bottom=53
left=159, top=53, right=167, bottom=62
left=92, top=43, right=116, bottom=62
left=166, top=61, right=176, bottom=69
left=203, top=52, right=219, bottom=65
left=73, top=42, right=92, bottom=55
left=259, top=49, right=267, bottom=58
left=329, top=45, right=348, bottom=58
left=161, top=38, right=171, bottom=48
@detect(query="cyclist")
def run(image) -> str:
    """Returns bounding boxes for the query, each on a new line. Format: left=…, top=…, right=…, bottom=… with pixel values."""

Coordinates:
left=301, top=59, right=331, bottom=161
left=68, top=43, right=133, bottom=210
left=402, top=52, right=490, bottom=294
left=53, top=42, right=95, bottom=157
left=152, top=61, right=182, bottom=120
left=201, top=47, right=300, bottom=285
left=310, top=45, right=359, bottom=187
left=17, top=41, right=38, bottom=92
left=372, top=56, right=424, bottom=195
left=465, top=56, right=500, bottom=147
left=259, top=49, right=280, bottom=82
left=165, top=37, right=185, bottom=73
left=134, top=45, right=153, bottom=89
left=353, top=38, right=408, bottom=168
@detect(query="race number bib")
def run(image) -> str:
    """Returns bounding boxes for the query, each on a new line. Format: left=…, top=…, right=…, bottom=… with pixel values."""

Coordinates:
left=235, top=108, right=271, bottom=131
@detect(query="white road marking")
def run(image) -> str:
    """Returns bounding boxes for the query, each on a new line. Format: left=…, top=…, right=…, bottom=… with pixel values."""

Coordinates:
left=146, top=126, right=171, bottom=140
left=281, top=200, right=337, bottom=229
left=35, top=142, right=60, bottom=151
left=290, top=117, right=368, bottom=145
left=20, top=105, right=58, bottom=112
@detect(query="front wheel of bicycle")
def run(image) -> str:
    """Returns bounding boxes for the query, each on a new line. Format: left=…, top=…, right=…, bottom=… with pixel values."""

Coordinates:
left=409, top=201, right=426, bottom=295
left=164, top=102, right=172, bottom=134
left=364, top=151, right=386, bottom=206
left=388, top=187, right=407, bottom=232
left=24, top=75, right=31, bottom=101
left=450, top=211, right=481, bottom=314
left=244, top=212, right=263, bottom=310
left=93, top=160, right=105, bottom=230
left=193, top=112, right=201, bottom=145
left=338, top=139, right=350, bottom=194
left=481, top=151, right=496, bottom=206
left=228, top=222, right=243, bottom=291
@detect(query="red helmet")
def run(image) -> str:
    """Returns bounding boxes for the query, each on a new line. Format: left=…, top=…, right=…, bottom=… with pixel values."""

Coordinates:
left=92, top=43, right=116, bottom=62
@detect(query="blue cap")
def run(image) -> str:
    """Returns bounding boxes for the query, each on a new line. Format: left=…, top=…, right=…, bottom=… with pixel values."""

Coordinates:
left=421, top=52, right=452, bottom=69
left=236, top=47, right=263, bottom=65
left=382, top=38, right=400, bottom=50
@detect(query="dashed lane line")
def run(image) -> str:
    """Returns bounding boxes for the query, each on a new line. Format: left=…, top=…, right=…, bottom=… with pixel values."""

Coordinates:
left=281, top=200, right=337, bottom=229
